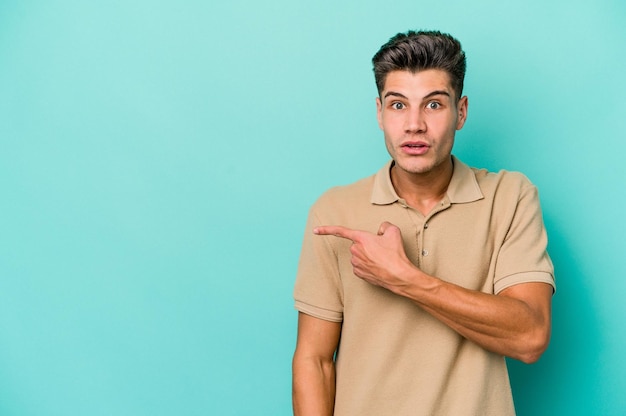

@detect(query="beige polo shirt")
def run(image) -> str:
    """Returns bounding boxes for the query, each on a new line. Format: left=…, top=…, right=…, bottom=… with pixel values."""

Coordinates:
left=294, top=156, right=555, bottom=416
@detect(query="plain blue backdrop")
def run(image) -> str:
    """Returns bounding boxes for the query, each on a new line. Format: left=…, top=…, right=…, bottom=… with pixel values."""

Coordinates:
left=1, top=0, right=625, bottom=415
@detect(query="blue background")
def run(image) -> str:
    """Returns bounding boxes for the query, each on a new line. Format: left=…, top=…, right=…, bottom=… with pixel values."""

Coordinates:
left=1, top=0, right=625, bottom=415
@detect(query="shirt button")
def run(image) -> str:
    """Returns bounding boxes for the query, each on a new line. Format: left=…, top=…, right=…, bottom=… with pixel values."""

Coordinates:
left=424, top=223, right=429, bottom=229
left=422, top=249, right=429, bottom=256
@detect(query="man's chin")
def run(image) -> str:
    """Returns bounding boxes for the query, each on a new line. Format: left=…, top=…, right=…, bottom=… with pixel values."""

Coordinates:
left=394, top=161, right=433, bottom=175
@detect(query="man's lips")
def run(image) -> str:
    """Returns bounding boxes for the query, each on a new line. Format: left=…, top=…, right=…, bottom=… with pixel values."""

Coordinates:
left=401, top=141, right=430, bottom=155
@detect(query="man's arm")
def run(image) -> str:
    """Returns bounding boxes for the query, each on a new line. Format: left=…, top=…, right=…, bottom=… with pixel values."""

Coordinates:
left=292, top=312, right=341, bottom=416
left=314, top=222, right=552, bottom=363
left=404, top=280, right=552, bottom=363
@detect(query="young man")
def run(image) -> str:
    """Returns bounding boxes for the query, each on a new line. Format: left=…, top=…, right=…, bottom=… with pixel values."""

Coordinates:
left=292, top=30, right=555, bottom=416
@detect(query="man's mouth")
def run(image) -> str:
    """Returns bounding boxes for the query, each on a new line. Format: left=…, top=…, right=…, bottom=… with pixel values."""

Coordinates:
left=401, top=141, right=430, bottom=154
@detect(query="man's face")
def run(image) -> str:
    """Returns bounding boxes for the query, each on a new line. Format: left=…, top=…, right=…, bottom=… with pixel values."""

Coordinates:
left=376, top=69, right=468, bottom=177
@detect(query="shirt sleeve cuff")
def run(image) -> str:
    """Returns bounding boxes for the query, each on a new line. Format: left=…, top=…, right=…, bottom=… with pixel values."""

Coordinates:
left=295, top=300, right=343, bottom=322
left=494, top=271, right=556, bottom=294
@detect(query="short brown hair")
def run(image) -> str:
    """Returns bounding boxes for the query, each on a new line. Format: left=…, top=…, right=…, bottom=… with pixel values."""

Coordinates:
left=372, top=30, right=466, bottom=99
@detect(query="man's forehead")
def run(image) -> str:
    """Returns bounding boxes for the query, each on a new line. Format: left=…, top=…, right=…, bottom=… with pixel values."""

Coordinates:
left=381, top=69, right=454, bottom=97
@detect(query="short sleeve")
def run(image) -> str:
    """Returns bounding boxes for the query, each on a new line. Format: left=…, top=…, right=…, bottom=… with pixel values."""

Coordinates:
left=493, top=181, right=555, bottom=294
left=293, top=207, right=344, bottom=322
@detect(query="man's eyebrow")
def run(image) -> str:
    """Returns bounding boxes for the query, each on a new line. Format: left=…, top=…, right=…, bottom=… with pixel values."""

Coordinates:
left=423, top=90, right=451, bottom=99
left=383, top=91, right=408, bottom=100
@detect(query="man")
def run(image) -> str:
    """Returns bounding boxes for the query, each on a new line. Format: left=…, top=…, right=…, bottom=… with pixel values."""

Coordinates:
left=292, top=30, right=555, bottom=416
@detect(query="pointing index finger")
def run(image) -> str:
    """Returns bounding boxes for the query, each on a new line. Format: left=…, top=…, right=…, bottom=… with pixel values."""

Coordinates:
left=313, top=225, right=360, bottom=242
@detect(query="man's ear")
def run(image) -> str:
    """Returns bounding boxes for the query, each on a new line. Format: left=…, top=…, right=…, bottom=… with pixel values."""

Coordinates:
left=456, top=96, right=468, bottom=130
left=376, top=97, right=383, bottom=130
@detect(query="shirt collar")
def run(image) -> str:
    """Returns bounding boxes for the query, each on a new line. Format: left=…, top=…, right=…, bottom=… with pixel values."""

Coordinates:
left=370, top=155, right=484, bottom=205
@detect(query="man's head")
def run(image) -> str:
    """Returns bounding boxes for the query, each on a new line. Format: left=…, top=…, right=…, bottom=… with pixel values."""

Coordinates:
left=373, top=30, right=469, bottom=180
left=372, top=30, right=466, bottom=100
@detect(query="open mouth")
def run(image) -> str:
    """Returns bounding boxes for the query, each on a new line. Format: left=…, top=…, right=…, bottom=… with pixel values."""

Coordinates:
left=401, top=142, right=430, bottom=154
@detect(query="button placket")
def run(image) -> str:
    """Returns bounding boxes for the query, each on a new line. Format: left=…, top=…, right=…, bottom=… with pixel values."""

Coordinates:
left=421, top=204, right=448, bottom=263
left=399, top=202, right=424, bottom=268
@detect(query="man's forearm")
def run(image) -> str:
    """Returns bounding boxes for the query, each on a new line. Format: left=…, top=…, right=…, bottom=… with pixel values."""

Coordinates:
left=392, top=269, right=552, bottom=363
left=292, top=356, right=336, bottom=416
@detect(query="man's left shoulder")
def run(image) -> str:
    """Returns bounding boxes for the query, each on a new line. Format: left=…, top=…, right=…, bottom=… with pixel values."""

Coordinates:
left=471, top=166, right=537, bottom=194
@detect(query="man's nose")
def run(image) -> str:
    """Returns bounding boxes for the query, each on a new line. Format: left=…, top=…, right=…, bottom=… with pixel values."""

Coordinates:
left=404, top=108, right=426, bottom=133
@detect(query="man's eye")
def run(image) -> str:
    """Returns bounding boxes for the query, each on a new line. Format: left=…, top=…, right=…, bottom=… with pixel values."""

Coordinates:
left=427, top=102, right=441, bottom=110
left=392, top=102, right=405, bottom=110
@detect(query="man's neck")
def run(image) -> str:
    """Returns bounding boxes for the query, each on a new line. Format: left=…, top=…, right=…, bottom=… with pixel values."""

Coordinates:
left=390, top=158, right=454, bottom=216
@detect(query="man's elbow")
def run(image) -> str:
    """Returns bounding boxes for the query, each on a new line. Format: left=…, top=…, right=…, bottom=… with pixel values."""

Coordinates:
left=516, top=327, right=551, bottom=364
